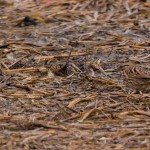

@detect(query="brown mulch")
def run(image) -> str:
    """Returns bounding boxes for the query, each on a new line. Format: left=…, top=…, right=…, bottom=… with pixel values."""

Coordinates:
left=0, top=0, right=150, bottom=149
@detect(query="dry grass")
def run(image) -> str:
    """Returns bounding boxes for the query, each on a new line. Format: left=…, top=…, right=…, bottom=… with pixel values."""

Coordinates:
left=0, top=0, right=150, bottom=149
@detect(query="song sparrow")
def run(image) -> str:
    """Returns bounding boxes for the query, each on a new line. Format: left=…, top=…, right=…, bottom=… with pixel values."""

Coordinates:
left=119, top=64, right=150, bottom=93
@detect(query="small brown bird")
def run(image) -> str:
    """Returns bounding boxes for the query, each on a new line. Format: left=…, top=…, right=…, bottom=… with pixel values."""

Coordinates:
left=119, top=64, right=150, bottom=93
